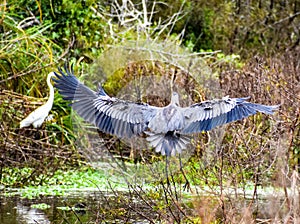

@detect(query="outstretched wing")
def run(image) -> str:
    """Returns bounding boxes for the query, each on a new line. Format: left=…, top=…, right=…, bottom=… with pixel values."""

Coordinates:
left=182, top=96, right=279, bottom=134
left=53, top=66, right=158, bottom=138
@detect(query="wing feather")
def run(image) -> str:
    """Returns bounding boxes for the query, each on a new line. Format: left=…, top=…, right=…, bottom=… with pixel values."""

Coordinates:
left=182, top=97, right=278, bottom=134
left=54, top=66, right=279, bottom=156
left=53, top=66, right=158, bottom=138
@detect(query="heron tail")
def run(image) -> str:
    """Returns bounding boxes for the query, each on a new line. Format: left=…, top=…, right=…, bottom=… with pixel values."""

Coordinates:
left=146, top=131, right=191, bottom=156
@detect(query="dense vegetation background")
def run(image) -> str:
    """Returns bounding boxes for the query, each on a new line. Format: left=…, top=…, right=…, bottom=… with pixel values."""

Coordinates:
left=0, top=0, right=299, bottom=223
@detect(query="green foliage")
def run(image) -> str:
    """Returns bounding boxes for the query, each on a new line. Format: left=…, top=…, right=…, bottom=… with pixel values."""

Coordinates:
left=3, top=0, right=105, bottom=59
left=216, top=52, right=244, bottom=68
left=184, top=7, right=214, bottom=51
left=1, top=166, right=112, bottom=198
left=31, top=203, right=51, bottom=210
left=152, top=0, right=299, bottom=56
left=0, top=7, right=59, bottom=93
left=50, top=0, right=104, bottom=58
left=47, top=92, right=76, bottom=145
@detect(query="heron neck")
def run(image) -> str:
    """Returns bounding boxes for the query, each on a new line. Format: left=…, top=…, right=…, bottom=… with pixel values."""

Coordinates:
left=171, top=95, right=180, bottom=107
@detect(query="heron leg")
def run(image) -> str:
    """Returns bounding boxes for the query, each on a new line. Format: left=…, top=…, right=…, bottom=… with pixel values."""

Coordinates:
left=179, top=154, right=191, bottom=192
left=165, top=155, right=171, bottom=186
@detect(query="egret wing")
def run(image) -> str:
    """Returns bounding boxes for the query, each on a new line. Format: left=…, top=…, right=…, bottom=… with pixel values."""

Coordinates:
left=182, top=97, right=279, bottom=134
left=53, top=67, right=158, bottom=138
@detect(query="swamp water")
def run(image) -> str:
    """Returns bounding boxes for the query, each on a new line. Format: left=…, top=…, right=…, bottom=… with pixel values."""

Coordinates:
left=0, top=189, right=294, bottom=223
left=0, top=160, right=296, bottom=223
left=0, top=190, right=153, bottom=224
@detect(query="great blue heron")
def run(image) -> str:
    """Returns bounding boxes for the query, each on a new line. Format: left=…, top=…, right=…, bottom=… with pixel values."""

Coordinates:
left=20, top=72, right=56, bottom=128
left=53, top=67, right=279, bottom=156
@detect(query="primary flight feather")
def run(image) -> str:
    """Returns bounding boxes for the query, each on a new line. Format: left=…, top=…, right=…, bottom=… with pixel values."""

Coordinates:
left=53, top=66, right=279, bottom=156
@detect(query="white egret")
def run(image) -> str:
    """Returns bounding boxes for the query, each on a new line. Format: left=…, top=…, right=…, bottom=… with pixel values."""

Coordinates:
left=20, top=72, right=56, bottom=128
left=53, top=67, right=279, bottom=156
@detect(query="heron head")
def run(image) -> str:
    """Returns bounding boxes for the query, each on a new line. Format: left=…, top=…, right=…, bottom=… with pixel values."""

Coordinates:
left=171, top=92, right=180, bottom=106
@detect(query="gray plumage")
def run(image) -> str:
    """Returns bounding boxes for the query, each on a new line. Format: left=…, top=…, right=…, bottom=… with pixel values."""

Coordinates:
left=53, top=66, right=279, bottom=156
